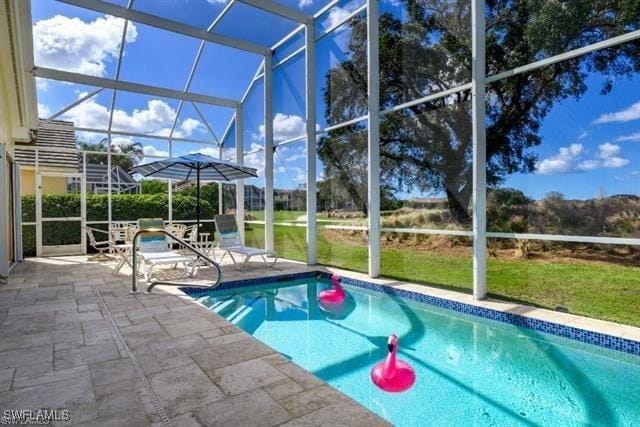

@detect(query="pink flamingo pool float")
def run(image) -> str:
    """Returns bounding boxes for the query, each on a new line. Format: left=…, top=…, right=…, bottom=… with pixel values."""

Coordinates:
left=371, top=334, right=416, bottom=392
left=318, top=274, right=345, bottom=304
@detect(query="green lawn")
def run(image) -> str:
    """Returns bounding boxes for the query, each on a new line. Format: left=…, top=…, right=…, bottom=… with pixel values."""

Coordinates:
left=243, top=224, right=640, bottom=327
left=247, top=210, right=306, bottom=221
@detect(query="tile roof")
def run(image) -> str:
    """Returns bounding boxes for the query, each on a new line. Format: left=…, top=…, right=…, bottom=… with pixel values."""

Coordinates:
left=14, top=119, right=78, bottom=169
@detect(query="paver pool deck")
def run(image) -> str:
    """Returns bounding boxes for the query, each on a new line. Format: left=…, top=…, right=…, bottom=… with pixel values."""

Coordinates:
left=1, top=255, right=638, bottom=426
left=0, top=256, right=389, bottom=426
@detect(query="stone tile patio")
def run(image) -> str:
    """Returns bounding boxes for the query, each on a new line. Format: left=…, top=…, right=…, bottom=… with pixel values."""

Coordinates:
left=0, top=255, right=390, bottom=426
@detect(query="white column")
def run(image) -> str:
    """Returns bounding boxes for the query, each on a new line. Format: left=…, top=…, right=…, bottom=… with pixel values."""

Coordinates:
left=81, top=152, right=87, bottom=255
left=366, top=0, right=381, bottom=277
left=168, top=141, right=173, bottom=223
left=264, top=51, right=275, bottom=252
left=218, top=145, right=224, bottom=215
left=13, top=161, right=23, bottom=263
left=35, top=150, right=42, bottom=257
left=235, top=108, right=245, bottom=244
left=305, top=22, right=317, bottom=265
left=471, top=0, right=487, bottom=299
left=107, top=134, right=112, bottom=231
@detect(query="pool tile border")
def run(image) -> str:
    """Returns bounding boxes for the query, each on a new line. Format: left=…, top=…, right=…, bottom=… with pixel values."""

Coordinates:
left=181, top=271, right=640, bottom=357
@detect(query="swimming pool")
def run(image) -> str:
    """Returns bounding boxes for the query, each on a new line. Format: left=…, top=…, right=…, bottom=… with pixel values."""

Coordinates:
left=185, top=275, right=640, bottom=426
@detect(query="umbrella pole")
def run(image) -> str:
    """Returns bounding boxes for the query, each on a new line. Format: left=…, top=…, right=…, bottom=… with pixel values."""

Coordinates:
left=196, top=167, right=201, bottom=235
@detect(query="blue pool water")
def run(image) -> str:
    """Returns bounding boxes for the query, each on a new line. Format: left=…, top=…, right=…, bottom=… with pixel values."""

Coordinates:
left=190, top=278, right=640, bottom=426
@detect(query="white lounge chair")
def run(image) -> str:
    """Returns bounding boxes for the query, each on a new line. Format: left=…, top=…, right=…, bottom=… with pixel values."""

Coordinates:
left=214, top=214, right=278, bottom=270
left=136, top=218, right=196, bottom=283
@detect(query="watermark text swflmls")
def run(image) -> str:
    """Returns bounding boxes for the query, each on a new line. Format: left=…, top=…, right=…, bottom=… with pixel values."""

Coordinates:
left=1, top=409, right=71, bottom=425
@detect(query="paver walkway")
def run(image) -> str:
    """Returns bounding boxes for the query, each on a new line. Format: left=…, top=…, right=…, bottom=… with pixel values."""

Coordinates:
left=0, top=256, right=389, bottom=426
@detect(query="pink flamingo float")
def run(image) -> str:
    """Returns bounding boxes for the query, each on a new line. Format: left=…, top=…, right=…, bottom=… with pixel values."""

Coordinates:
left=318, top=274, right=346, bottom=304
left=371, top=334, right=416, bottom=392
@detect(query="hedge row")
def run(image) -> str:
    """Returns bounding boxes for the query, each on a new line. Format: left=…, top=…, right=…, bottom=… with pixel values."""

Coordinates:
left=22, top=194, right=215, bottom=256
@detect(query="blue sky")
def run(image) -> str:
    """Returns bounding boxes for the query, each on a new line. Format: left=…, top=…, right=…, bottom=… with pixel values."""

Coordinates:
left=502, top=73, right=640, bottom=200
left=31, top=0, right=638, bottom=199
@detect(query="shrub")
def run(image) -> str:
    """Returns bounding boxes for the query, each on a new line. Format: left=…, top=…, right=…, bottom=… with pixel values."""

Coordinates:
left=21, top=193, right=213, bottom=256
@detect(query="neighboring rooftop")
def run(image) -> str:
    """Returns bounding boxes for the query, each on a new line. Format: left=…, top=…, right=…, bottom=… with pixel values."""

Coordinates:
left=14, top=119, right=78, bottom=169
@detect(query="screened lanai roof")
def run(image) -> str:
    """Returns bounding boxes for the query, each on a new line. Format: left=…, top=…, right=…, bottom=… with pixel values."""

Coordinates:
left=30, top=0, right=363, bottom=160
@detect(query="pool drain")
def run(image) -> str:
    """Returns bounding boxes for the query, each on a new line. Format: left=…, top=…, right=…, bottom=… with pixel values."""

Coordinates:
left=91, top=286, right=174, bottom=427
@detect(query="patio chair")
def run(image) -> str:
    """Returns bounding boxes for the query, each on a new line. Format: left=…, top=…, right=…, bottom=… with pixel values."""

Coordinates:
left=166, top=223, right=187, bottom=239
left=136, top=218, right=196, bottom=283
left=109, top=226, right=128, bottom=252
left=183, top=224, right=214, bottom=262
left=86, top=227, right=112, bottom=261
left=214, top=214, right=278, bottom=270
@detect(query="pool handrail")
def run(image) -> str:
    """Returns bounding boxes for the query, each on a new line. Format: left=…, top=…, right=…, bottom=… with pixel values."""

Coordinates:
left=131, top=228, right=223, bottom=294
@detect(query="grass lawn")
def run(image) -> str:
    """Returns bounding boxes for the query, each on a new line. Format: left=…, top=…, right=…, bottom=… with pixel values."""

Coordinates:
left=243, top=224, right=640, bottom=327
left=247, top=211, right=307, bottom=221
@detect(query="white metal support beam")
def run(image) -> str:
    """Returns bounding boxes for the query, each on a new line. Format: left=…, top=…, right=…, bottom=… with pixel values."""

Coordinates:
left=235, top=107, right=245, bottom=243
left=218, top=145, right=224, bottom=215
left=191, top=102, right=219, bottom=143
left=471, top=0, right=487, bottom=299
left=366, top=0, right=381, bottom=277
left=58, top=0, right=268, bottom=55
left=236, top=0, right=311, bottom=24
left=305, top=23, right=317, bottom=265
left=169, top=11, right=231, bottom=146
left=33, top=67, right=239, bottom=108
left=264, top=51, right=275, bottom=252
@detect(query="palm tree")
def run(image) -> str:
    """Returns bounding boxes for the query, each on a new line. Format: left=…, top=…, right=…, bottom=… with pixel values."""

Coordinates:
left=77, top=137, right=144, bottom=170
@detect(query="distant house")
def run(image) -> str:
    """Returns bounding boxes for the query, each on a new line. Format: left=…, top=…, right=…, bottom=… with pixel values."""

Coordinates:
left=244, top=186, right=305, bottom=211
left=245, top=184, right=265, bottom=211
left=82, top=163, right=140, bottom=194
left=274, top=189, right=294, bottom=210
left=14, top=119, right=79, bottom=195
left=14, top=119, right=140, bottom=195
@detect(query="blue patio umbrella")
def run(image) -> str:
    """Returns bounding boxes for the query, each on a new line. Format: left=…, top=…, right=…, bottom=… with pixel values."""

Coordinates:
left=131, top=153, right=258, bottom=232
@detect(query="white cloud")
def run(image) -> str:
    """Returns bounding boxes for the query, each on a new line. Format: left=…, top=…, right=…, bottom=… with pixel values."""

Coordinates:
left=112, top=100, right=176, bottom=134
left=577, top=131, right=589, bottom=140
left=142, top=145, right=169, bottom=158
left=538, top=142, right=631, bottom=174
left=180, top=118, right=204, bottom=136
left=615, top=132, right=640, bottom=143
left=189, top=147, right=218, bottom=157
left=285, top=151, right=306, bottom=162
left=33, top=14, right=137, bottom=77
left=576, top=159, right=600, bottom=171
left=38, top=103, right=51, bottom=118
left=597, top=142, right=621, bottom=158
left=536, top=143, right=584, bottom=174
left=244, top=146, right=266, bottom=178
left=206, top=0, right=227, bottom=3
left=298, top=0, right=313, bottom=7
left=326, top=7, right=352, bottom=28
left=278, top=144, right=307, bottom=162
left=597, top=143, right=629, bottom=168
left=62, top=96, right=180, bottom=136
left=593, top=101, right=640, bottom=125
left=259, top=113, right=306, bottom=142
left=35, top=78, right=49, bottom=92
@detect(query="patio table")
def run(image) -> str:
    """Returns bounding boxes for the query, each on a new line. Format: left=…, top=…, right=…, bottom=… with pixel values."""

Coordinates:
left=112, top=243, right=133, bottom=275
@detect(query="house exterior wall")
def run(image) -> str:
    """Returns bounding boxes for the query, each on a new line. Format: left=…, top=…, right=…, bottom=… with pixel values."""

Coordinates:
left=0, top=0, right=38, bottom=274
left=20, top=167, right=74, bottom=196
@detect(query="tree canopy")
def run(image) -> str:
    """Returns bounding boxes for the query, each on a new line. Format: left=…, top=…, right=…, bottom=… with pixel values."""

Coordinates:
left=317, top=0, right=640, bottom=223
left=77, top=137, right=144, bottom=171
